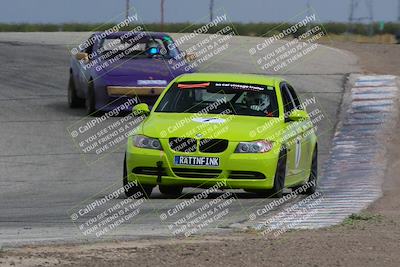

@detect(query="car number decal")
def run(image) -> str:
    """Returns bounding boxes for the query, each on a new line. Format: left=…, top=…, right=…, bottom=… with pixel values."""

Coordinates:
left=137, top=80, right=167, bottom=85
left=174, top=156, right=220, bottom=167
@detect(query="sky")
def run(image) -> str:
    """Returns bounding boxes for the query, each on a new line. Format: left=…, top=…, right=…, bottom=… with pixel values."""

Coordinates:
left=0, top=0, right=399, bottom=24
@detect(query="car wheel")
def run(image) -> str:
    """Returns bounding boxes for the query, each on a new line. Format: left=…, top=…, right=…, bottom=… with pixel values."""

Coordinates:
left=159, top=185, right=183, bottom=196
left=304, top=147, right=318, bottom=195
left=257, top=150, right=286, bottom=198
left=68, top=74, right=84, bottom=108
left=85, top=80, right=96, bottom=115
left=123, top=154, right=153, bottom=198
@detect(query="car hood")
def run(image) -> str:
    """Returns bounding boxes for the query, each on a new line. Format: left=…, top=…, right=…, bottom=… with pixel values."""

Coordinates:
left=140, top=113, right=284, bottom=142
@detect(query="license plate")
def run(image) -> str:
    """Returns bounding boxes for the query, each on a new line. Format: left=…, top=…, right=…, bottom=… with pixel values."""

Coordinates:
left=174, top=156, right=220, bottom=167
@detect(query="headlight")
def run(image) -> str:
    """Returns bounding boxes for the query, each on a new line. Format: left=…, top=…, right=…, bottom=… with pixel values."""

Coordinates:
left=133, top=135, right=162, bottom=150
left=235, top=140, right=273, bottom=153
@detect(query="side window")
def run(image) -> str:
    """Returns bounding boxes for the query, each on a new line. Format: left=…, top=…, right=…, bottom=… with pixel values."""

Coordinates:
left=286, top=84, right=302, bottom=109
left=83, top=35, right=95, bottom=55
left=280, top=83, right=295, bottom=115
left=85, top=43, right=94, bottom=54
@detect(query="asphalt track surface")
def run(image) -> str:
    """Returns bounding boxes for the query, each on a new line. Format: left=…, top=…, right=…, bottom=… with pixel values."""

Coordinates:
left=0, top=32, right=360, bottom=246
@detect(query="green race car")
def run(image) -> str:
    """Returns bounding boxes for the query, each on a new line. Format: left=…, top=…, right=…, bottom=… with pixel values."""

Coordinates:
left=123, top=73, right=318, bottom=198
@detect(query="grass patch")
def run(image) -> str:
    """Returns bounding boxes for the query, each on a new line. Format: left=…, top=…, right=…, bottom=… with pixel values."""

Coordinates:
left=342, top=212, right=383, bottom=226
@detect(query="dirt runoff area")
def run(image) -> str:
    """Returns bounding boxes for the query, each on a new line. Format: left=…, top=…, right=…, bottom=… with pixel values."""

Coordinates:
left=1, top=42, right=400, bottom=267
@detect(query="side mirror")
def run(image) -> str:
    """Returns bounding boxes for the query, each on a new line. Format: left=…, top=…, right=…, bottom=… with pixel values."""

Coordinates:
left=184, top=52, right=197, bottom=62
left=132, top=103, right=150, bottom=117
left=286, top=109, right=309, bottom=122
left=75, top=52, right=89, bottom=61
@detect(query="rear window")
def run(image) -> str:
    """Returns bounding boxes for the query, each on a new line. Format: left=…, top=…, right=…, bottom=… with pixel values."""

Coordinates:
left=155, top=82, right=279, bottom=117
left=98, top=36, right=179, bottom=59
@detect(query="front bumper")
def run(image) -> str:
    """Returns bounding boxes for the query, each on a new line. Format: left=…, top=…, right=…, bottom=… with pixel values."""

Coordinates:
left=94, top=86, right=162, bottom=113
left=125, top=138, right=280, bottom=190
left=107, top=86, right=164, bottom=97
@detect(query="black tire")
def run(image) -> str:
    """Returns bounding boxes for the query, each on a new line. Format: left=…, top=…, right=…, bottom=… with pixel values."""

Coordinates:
left=68, top=74, right=84, bottom=108
left=258, top=150, right=286, bottom=198
left=304, top=147, right=318, bottom=195
left=159, top=185, right=183, bottom=196
left=123, top=154, right=153, bottom=198
left=85, top=80, right=96, bottom=115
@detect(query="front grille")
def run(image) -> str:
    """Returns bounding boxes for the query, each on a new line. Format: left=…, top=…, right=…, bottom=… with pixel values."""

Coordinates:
left=169, top=138, right=197, bottom=152
left=228, top=171, right=265, bottom=180
left=132, top=167, right=167, bottom=176
left=199, top=139, right=228, bottom=153
left=172, top=168, right=222, bottom=179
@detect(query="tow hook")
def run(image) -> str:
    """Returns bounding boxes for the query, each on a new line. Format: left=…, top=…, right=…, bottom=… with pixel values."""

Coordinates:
left=156, top=161, right=163, bottom=184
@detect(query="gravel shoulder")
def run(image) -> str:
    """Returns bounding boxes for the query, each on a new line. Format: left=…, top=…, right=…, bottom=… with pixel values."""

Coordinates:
left=1, top=41, right=400, bottom=267
left=322, top=41, right=400, bottom=77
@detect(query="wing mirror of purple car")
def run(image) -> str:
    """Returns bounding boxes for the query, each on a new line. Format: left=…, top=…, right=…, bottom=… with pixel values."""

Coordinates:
left=286, top=109, right=309, bottom=122
left=132, top=103, right=150, bottom=117
left=75, top=52, right=89, bottom=62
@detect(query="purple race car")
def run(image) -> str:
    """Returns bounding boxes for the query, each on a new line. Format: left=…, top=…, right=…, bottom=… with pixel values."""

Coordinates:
left=68, top=31, right=193, bottom=114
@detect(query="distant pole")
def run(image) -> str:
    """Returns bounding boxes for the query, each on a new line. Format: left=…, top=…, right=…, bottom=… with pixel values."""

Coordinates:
left=348, top=0, right=354, bottom=33
left=366, top=0, right=374, bottom=35
left=397, top=0, right=400, bottom=43
left=306, top=0, right=311, bottom=30
left=398, top=0, right=400, bottom=21
left=306, top=0, right=311, bottom=15
left=349, top=0, right=355, bottom=24
left=209, top=0, right=214, bottom=22
left=161, top=0, right=165, bottom=31
left=125, top=0, right=130, bottom=20
left=368, top=0, right=374, bottom=21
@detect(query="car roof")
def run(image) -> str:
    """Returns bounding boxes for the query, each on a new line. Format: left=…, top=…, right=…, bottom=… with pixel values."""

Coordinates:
left=175, top=73, right=284, bottom=86
left=93, top=31, right=170, bottom=39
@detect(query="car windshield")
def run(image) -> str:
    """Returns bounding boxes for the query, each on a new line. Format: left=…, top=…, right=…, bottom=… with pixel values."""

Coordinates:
left=99, top=35, right=179, bottom=60
left=155, top=82, right=279, bottom=117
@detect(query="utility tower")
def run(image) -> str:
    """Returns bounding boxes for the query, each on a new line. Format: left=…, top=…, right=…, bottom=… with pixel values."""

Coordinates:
left=348, top=0, right=374, bottom=35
